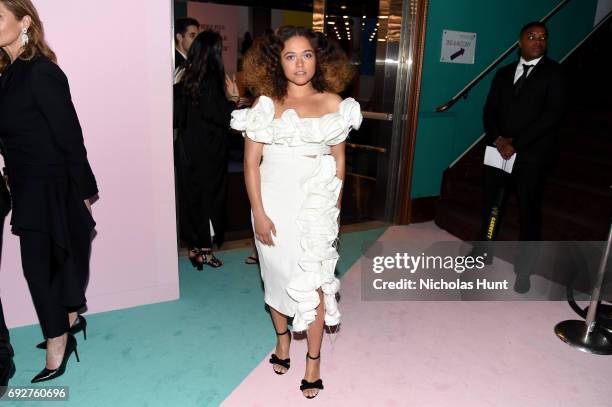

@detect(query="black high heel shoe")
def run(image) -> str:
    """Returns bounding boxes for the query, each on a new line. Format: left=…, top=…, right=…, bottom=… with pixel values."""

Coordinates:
left=300, top=353, right=323, bottom=399
left=36, top=315, right=87, bottom=350
left=188, top=248, right=204, bottom=271
left=31, top=334, right=79, bottom=383
left=200, top=249, right=223, bottom=268
left=269, top=329, right=291, bottom=375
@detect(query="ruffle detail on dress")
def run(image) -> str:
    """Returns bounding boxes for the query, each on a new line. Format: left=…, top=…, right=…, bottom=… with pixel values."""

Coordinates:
left=230, top=95, right=275, bottom=143
left=286, top=155, right=342, bottom=331
left=230, top=96, right=363, bottom=147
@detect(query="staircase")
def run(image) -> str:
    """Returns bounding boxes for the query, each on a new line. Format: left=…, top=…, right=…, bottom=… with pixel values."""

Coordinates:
left=435, top=16, right=612, bottom=241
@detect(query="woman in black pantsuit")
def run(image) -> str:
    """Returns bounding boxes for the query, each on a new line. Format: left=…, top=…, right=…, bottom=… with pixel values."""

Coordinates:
left=0, top=0, right=97, bottom=382
left=174, top=30, right=239, bottom=269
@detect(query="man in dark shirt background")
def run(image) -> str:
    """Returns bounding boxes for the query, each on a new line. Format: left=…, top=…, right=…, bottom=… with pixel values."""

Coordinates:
left=174, top=17, right=200, bottom=82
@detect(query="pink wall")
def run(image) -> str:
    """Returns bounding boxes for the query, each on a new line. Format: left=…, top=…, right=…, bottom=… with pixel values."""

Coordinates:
left=0, top=0, right=179, bottom=328
left=187, top=2, right=239, bottom=73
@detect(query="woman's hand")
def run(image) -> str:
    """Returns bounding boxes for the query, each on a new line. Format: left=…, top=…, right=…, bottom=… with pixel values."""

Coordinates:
left=225, top=73, right=239, bottom=101
left=253, top=212, right=276, bottom=246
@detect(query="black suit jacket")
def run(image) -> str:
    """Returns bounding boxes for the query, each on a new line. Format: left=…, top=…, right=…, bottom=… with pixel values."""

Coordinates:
left=175, top=50, right=186, bottom=71
left=0, top=56, right=97, bottom=245
left=483, top=56, right=567, bottom=164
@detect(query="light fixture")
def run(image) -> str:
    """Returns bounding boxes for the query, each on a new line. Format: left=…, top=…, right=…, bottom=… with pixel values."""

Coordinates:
left=340, top=5, right=346, bottom=9
left=328, top=21, right=335, bottom=25
left=362, top=15, right=366, bottom=18
left=378, top=15, right=388, bottom=19
left=343, top=15, right=348, bottom=19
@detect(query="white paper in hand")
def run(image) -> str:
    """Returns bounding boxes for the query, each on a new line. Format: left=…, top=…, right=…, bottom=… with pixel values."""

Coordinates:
left=484, top=146, right=516, bottom=174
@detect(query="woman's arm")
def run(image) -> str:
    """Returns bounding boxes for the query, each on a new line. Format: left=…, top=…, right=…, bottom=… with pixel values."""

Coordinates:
left=244, top=137, right=276, bottom=245
left=330, top=141, right=346, bottom=210
left=30, top=60, right=98, bottom=201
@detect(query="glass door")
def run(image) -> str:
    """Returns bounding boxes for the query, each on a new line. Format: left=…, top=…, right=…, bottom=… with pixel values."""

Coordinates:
left=319, top=0, right=419, bottom=224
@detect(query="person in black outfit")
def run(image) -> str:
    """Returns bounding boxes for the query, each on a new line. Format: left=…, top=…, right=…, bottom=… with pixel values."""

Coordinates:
left=0, top=298, right=15, bottom=390
left=0, top=0, right=97, bottom=382
left=481, top=21, right=567, bottom=243
left=174, top=17, right=199, bottom=82
left=0, top=154, right=14, bottom=389
left=174, top=30, right=239, bottom=269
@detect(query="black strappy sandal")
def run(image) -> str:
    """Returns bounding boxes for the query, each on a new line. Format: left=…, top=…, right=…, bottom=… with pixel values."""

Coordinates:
left=188, top=248, right=204, bottom=271
left=269, top=329, right=291, bottom=375
left=200, top=249, right=223, bottom=268
left=300, top=353, right=323, bottom=399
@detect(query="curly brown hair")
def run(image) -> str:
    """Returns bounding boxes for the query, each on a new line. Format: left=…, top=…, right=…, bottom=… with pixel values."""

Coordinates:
left=242, top=26, right=353, bottom=100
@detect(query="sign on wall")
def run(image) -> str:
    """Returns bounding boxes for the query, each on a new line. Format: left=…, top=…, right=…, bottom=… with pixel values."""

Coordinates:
left=187, top=2, right=238, bottom=73
left=440, top=30, right=477, bottom=64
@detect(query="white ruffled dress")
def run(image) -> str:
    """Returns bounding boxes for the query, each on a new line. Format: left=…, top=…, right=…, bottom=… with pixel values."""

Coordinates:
left=230, top=95, right=362, bottom=331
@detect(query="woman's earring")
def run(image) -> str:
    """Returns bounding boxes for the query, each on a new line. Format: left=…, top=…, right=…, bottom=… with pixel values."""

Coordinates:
left=21, top=27, right=29, bottom=47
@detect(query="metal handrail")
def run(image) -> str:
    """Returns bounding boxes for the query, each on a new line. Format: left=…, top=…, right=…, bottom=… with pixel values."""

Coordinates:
left=362, top=111, right=393, bottom=121
left=435, top=0, right=570, bottom=113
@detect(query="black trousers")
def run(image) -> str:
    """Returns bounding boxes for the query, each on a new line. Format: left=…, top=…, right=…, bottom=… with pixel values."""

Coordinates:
left=19, top=231, right=89, bottom=339
left=480, top=161, right=546, bottom=241
left=0, top=216, right=10, bottom=348
left=0, top=298, right=8, bottom=343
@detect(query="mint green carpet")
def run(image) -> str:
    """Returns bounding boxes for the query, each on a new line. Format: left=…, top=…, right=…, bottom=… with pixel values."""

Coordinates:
left=6, top=227, right=386, bottom=407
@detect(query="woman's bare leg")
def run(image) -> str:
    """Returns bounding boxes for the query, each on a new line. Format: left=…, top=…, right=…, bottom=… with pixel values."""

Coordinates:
left=303, top=289, right=325, bottom=398
left=270, top=307, right=290, bottom=374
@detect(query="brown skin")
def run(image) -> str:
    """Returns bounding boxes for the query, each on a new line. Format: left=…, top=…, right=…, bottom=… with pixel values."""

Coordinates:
left=244, top=35, right=344, bottom=398
left=496, top=26, right=548, bottom=158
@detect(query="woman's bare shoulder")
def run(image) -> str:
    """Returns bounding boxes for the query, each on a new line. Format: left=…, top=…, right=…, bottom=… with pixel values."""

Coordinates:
left=319, top=92, right=343, bottom=112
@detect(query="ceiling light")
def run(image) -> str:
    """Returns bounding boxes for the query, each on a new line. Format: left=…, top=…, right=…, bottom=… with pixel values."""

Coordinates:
left=340, top=5, right=347, bottom=9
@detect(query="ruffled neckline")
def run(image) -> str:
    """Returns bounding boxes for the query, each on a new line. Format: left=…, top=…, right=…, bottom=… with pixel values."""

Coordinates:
left=230, top=94, right=362, bottom=146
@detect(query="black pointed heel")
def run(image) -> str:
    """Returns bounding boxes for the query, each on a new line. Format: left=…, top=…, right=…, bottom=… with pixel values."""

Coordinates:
left=31, top=334, right=79, bottom=383
left=36, top=315, right=87, bottom=350
left=188, top=248, right=204, bottom=271
left=269, top=329, right=291, bottom=375
left=300, top=353, right=323, bottom=399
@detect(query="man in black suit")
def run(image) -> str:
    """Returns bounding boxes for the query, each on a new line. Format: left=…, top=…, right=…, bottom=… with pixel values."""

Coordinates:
left=174, top=17, right=200, bottom=82
left=480, top=21, right=567, bottom=243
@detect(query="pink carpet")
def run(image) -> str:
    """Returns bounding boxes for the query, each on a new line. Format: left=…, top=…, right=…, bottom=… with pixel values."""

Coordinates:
left=221, top=222, right=612, bottom=406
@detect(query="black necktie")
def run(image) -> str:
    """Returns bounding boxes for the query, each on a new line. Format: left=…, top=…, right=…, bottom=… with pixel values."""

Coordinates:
left=514, top=64, right=534, bottom=95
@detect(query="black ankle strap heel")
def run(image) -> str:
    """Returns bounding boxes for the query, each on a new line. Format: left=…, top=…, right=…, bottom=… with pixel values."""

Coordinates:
left=300, top=353, right=323, bottom=399
left=269, top=329, right=291, bottom=375
left=200, top=249, right=223, bottom=268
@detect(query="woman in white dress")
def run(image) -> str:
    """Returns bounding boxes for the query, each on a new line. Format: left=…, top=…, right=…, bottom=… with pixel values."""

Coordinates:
left=231, top=26, right=361, bottom=399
